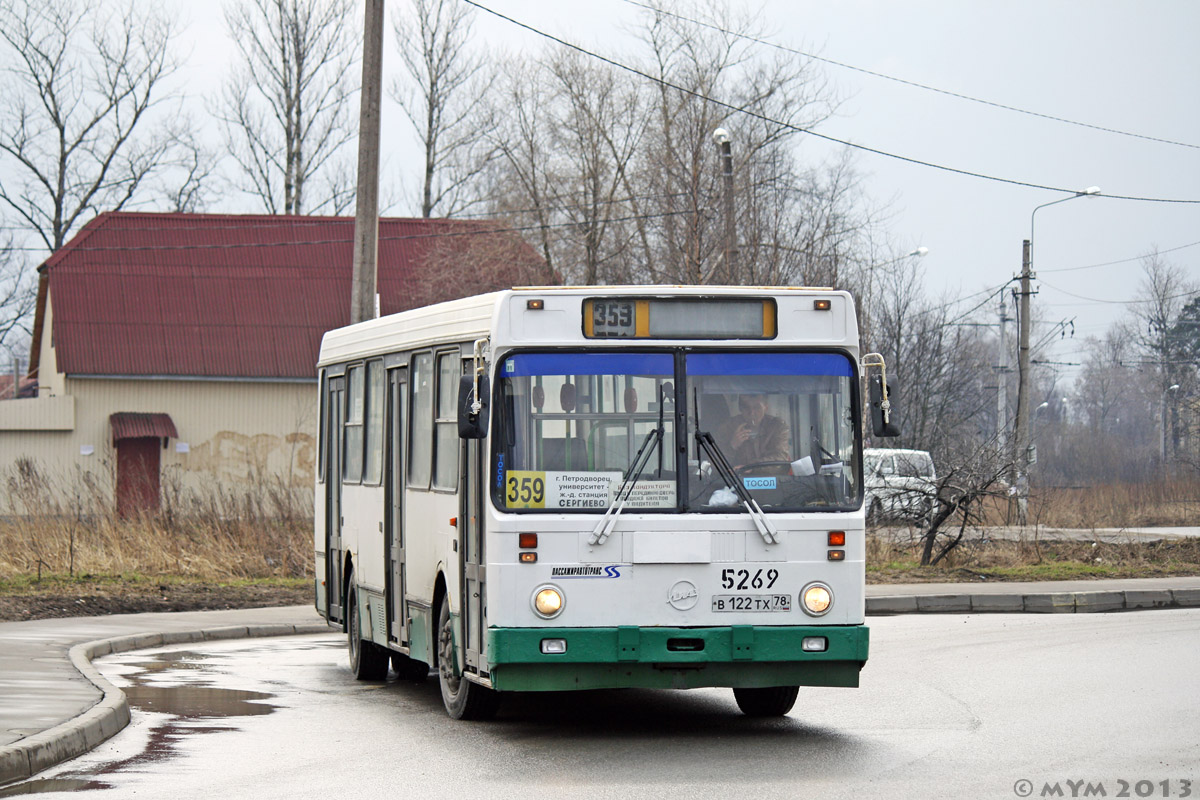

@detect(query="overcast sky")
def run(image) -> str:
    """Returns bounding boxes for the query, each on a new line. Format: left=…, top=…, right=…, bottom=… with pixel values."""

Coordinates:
left=172, top=0, right=1200, bottom=386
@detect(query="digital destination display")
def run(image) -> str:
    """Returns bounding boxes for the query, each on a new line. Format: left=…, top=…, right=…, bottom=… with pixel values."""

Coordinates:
left=583, top=297, right=777, bottom=339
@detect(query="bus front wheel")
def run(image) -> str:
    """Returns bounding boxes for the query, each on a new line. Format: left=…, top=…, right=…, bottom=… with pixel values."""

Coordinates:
left=436, top=595, right=500, bottom=720
left=732, top=686, right=799, bottom=717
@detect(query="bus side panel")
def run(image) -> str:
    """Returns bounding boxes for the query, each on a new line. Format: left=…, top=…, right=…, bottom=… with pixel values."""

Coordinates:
left=404, top=489, right=460, bottom=613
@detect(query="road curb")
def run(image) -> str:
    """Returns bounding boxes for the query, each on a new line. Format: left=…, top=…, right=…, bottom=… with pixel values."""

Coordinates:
left=0, top=621, right=332, bottom=787
left=867, top=588, right=1200, bottom=616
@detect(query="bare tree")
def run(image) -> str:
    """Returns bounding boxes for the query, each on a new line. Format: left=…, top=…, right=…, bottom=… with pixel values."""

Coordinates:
left=391, top=0, right=496, bottom=218
left=0, top=237, right=34, bottom=350
left=629, top=0, right=836, bottom=285
left=477, top=0, right=860, bottom=289
left=867, top=259, right=995, bottom=455
left=217, top=0, right=359, bottom=215
left=916, top=437, right=1011, bottom=566
left=1132, top=251, right=1197, bottom=464
left=0, top=0, right=192, bottom=251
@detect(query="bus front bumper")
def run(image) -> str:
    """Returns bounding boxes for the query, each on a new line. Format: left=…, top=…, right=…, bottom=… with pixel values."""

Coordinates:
left=485, top=624, right=869, bottom=692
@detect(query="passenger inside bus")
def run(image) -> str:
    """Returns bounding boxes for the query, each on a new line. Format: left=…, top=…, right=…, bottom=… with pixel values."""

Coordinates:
left=716, top=394, right=790, bottom=467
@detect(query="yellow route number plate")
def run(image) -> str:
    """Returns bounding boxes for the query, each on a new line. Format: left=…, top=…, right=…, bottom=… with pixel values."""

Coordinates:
left=506, top=470, right=546, bottom=508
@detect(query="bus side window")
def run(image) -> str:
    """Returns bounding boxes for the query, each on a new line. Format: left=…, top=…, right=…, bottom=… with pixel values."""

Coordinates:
left=317, top=369, right=326, bottom=484
left=363, top=360, right=384, bottom=485
left=410, top=353, right=434, bottom=489
left=344, top=364, right=364, bottom=483
left=433, top=353, right=460, bottom=489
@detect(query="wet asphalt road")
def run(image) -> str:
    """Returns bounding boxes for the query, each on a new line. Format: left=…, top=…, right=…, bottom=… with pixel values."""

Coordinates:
left=4, top=611, right=1199, bottom=800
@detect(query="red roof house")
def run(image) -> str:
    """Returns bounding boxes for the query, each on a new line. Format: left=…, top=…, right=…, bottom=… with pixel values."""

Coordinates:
left=5, top=212, right=548, bottom=515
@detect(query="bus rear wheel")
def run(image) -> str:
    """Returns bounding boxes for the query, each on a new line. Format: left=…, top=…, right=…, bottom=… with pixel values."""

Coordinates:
left=347, top=574, right=389, bottom=681
left=436, top=595, right=500, bottom=720
left=732, top=686, right=799, bottom=717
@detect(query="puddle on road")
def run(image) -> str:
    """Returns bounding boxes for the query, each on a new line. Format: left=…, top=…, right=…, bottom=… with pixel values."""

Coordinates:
left=0, top=779, right=111, bottom=797
left=122, top=686, right=276, bottom=718
left=0, top=649, right=283, bottom=795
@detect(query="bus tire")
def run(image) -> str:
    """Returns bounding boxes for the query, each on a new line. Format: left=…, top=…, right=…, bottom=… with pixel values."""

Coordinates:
left=391, top=652, right=430, bottom=682
left=732, top=686, right=799, bottom=717
left=347, top=575, right=389, bottom=681
left=436, top=594, right=500, bottom=720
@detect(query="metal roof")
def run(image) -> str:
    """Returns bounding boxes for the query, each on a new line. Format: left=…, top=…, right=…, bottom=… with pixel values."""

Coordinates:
left=35, top=212, right=547, bottom=380
left=109, top=412, right=179, bottom=442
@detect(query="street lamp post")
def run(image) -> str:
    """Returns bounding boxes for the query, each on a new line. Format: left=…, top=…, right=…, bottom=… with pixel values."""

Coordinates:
left=1011, top=186, right=1100, bottom=525
left=712, top=128, right=736, bottom=284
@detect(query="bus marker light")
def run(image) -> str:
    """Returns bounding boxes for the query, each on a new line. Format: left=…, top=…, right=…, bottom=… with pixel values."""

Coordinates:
left=827, top=549, right=845, bottom=561
left=526, top=299, right=545, bottom=310
left=801, top=582, right=833, bottom=616
left=519, top=552, right=538, bottom=563
left=827, top=531, right=845, bottom=546
left=802, top=637, right=827, bottom=652
left=533, top=586, right=565, bottom=618
left=519, top=532, right=538, bottom=548
left=813, top=299, right=832, bottom=311
left=540, top=638, right=567, bottom=654
left=449, top=517, right=458, bottom=527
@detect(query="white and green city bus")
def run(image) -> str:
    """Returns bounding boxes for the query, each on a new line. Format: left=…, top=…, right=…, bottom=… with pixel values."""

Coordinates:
left=315, top=286, right=897, bottom=719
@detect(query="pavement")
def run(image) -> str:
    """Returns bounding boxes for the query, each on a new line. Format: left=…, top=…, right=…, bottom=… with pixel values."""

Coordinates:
left=3, top=577, right=1200, bottom=788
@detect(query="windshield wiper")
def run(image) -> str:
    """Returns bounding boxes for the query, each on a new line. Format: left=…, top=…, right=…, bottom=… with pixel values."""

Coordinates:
left=693, top=390, right=779, bottom=545
left=589, top=386, right=667, bottom=547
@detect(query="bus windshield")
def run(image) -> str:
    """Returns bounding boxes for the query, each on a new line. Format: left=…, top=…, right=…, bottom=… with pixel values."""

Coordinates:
left=686, top=351, right=858, bottom=511
left=492, top=350, right=859, bottom=512
left=493, top=352, right=677, bottom=511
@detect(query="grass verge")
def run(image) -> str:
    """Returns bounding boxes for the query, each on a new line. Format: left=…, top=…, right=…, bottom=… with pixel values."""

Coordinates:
left=867, top=535, right=1200, bottom=584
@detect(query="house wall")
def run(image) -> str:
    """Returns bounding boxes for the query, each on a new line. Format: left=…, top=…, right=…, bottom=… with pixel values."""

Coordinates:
left=0, top=375, right=317, bottom=509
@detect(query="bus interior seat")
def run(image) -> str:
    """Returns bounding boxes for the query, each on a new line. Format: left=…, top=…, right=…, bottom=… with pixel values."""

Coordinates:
left=541, top=437, right=588, bottom=470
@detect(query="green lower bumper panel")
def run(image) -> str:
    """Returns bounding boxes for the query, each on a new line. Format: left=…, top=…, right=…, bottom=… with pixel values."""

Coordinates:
left=485, top=624, right=869, bottom=692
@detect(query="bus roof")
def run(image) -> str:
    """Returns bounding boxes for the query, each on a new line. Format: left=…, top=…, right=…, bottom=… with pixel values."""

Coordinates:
left=317, top=286, right=857, bottom=367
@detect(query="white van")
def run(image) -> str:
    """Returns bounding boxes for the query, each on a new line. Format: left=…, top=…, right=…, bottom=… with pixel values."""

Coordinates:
left=863, top=448, right=937, bottom=523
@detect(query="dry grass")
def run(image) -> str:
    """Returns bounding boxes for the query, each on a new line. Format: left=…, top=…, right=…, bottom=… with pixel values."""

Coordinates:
left=963, top=478, right=1200, bottom=528
left=867, top=531, right=1200, bottom=584
left=0, top=459, right=312, bottom=584
left=1026, top=479, right=1200, bottom=528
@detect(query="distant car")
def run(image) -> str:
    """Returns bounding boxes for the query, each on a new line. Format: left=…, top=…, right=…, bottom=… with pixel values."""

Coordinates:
left=863, top=448, right=937, bottom=524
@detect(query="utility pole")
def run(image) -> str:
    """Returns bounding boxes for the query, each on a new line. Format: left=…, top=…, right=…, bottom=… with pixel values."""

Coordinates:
left=349, top=0, right=385, bottom=325
left=713, top=128, right=736, bottom=284
left=996, top=293, right=1009, bottom=454
left=1010, top=239, right=1033, bottom=525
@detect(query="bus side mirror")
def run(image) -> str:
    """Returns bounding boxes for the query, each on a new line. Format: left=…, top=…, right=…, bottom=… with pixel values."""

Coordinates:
left=458, top=374, right=490, bottom=439
left=868, top=375, right=901, bottom=438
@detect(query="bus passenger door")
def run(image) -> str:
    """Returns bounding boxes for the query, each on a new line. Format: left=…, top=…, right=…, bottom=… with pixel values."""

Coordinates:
left=462, top=437, right=487, bottom=672
left=387, top=368, right=411, bottom=646
left=326, top=377, right=345, bottom=624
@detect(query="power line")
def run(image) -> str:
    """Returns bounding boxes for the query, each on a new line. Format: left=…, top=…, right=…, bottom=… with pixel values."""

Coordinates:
left=1039, top=277, right=1200, bottom=305
left=620, top=0, right=1200, bottom=151
left=1040, top=239, right=1200, bottom=274
left=463, top=0, right=1200, bottom=204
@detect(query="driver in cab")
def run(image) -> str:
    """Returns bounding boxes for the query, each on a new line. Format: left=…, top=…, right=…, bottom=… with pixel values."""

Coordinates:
left=717, top=394, right=789, bottom=467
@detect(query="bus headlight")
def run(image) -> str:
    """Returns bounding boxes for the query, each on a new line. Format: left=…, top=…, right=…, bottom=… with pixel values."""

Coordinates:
left=532, top=585, right=565, bottom=618
left=801, top=582, right=833, bottom=616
